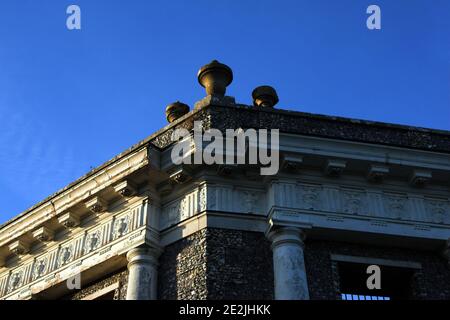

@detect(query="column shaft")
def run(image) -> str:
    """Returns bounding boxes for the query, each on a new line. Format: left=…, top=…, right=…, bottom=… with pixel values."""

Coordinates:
left=126, top=247, right=160, bottom=300
left=268, top=227, right=309, bottom=300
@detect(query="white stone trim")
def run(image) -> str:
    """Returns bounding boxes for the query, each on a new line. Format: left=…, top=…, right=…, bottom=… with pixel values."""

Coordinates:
left=330, top=254, right=422, bottom=269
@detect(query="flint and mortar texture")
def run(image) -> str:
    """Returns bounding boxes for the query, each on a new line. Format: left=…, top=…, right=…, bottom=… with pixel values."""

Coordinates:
left=304, top=240, right=450, bottom=300
left=158, top=229, right=450, bottom=300
left=148, top=103, right=450, bottom=152
left=67, top=269, right=128, bottom=300
left=158, top=228, right=273, bottom=300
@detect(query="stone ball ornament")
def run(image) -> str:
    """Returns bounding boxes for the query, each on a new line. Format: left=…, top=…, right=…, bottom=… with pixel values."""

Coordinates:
left=165, top=101, right=190, bottom=123
left=252, top=85, right=279, bottom=108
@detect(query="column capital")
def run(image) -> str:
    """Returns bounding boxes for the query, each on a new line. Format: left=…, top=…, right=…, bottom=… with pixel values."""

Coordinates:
left=266, top=227, right=306, bottom=250
left=126, top=246, right=162, bottom=268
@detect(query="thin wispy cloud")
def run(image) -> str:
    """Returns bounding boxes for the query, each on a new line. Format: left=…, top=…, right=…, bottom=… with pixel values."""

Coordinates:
left=0, top=104, right=77, bottom=220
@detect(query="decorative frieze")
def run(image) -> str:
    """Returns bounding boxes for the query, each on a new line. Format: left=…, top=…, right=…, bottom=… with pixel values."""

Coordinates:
left=6, top=262, right=33, bottom=295
left=161, top=190, right=199, bottom=228
left=32, top=258, right=48, bottom=281
left=159, top=180, right=445, bottom=228
left=30, top=249, right=58, bottom=284
left=383, top=193, right=409, bottom=220
left=7, top=270, right=24, bottom=294
left=84, top=230, right=102, bottom=253
left=57, top=244, right=74, bottom=268
left=269, top=181, right=297, bottom=208
left=425, top=198, right=448, bottom=224
left=267, top=180, right=449, bottom=225
left=0, top=199, right=149, bottom=299
left=241, top=191, right=260, bottom=213
left=298, top=184, right=323, bottom=211
left=0, top=275, right=8, bottom=296
left=113, top=215, right=131, bottom=240
left=342, top=189, right=366, bottom=215
left=160, top=184, right=266, bottom=229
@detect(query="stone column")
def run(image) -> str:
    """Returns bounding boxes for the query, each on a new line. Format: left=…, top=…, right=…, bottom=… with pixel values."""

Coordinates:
left=267, top=227, right=309, bottom=300
left=126, top=246, right=161, bottom=300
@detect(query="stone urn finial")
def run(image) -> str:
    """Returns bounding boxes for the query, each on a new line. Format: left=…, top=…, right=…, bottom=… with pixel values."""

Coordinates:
left=197, top=60, right=233, bottom=97
left=252, top=85, right=279, bottom=108
left=165, top=101, right=190, bottom=123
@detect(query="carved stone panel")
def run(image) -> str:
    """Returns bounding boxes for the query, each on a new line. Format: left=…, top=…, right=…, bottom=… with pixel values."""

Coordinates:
left=161, top=188, right=202, bottom=229
left=342, top=189, right=367, bottom=215
left=297, top=184, right=323, bottom=211
left=425, top=198, right=448, bottom=224
left=113, top=215, right=131, bottom=240
left=32, top=258, right=48, bottom=281
left=85, top=230, right=102, bottom=253
left=58, top=244, right=74, bottom=268
left=242, top=191, right=258, bottom=213
left=383, top=193, right=409, bottom=220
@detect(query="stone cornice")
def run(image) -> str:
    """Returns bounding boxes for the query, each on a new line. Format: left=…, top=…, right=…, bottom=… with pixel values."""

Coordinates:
left=152, top=102, right=450, bottom=153
left=206, top=104, right=450, bottom=154
left=0, top=146, right=150, bottom=247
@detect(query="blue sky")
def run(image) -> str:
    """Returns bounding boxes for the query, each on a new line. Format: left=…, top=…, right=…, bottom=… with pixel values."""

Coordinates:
left=0, top=0, right=449, bottom=223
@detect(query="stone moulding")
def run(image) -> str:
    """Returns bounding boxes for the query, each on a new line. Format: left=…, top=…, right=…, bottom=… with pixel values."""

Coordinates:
left=0, top=147, right=150, bottom=248
left=268, top=204, right=450, bottom=242
left=159, top=183, right=267, bottom=230
left=0, top=198, right=152, bottom=300
left=158, top=177, right=450, bottom=239
left=268, top=180, right=450, bottom=226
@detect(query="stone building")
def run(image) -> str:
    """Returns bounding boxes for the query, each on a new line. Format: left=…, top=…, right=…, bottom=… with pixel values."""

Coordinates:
left=0, top=61, right=449, bottom=300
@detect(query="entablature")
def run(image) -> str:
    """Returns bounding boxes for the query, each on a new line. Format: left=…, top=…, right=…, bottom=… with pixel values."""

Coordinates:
left=0, top=146, right=152, bottom=248
left=0, top=146, right=155, bottom=274
left=0, top=195, right=157, bottom=300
